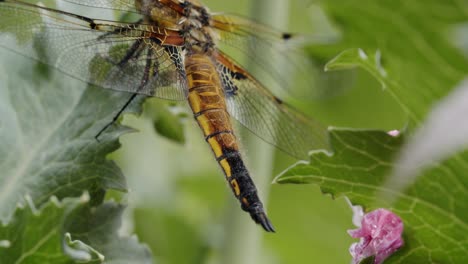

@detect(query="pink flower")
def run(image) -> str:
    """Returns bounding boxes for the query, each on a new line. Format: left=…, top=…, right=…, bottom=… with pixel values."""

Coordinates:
left=348, top=208, right=404, bottom=264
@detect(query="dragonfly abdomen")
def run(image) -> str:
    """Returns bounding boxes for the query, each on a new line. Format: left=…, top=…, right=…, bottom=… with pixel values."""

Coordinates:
left=185, top=53, right=274, bottom=232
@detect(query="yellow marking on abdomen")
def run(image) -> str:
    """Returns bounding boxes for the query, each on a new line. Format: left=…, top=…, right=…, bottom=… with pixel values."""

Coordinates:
left=195, top=110, right=232, bottom=137
left=185, top=54, right=242, bottom=198
left=219, top=158, right=232, bottom=177
left=230, top=179, right=241, bottom=196
left=207, top=137, right=223, bottom=158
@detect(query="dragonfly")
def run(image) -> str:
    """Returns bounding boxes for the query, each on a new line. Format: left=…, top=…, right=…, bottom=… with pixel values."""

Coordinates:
left=0, top=0, right=328, bottom=232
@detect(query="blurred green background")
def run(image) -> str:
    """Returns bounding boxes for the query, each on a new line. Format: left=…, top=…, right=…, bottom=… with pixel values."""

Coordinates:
left=110, top=0, right=406, bottom=264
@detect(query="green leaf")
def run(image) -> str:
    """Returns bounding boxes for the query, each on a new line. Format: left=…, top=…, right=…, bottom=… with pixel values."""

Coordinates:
left=275, top=129, right=404, bottom=202
left=276, top=129, right=468, bottom=263
left=145, top=99, right=187, bottom=144
left=0, top=196, right=152, bottom=263
left=0, top=49, right=144, bottom=222
left=0, top=2, right=183, bottom=262
left=278, top=1, right=468, bottom=262
left=0, top=196, right=99, bottom=264
left=312, top=0, right=468, bottom=125
left=65, top=202, right=153, bottom=264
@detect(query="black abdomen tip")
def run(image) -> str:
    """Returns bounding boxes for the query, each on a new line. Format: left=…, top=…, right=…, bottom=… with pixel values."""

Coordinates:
left=250, top=211, right=275, bottom=232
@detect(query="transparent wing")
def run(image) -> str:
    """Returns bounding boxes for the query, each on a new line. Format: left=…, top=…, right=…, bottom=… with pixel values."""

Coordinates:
left=0, top=0, right=188, bottom=100
left=62, top=0, right=140, bottom=13
left=212, top=13, right=290, bottom=44
left=211, top=13, right=322, bottom=98
left=215, top=52, right=329, bottom=160
left=61, top=0, right=184, bottom=18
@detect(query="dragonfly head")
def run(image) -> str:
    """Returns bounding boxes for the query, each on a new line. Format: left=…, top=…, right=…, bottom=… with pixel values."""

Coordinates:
left=136, top=0, right=186, bottom=29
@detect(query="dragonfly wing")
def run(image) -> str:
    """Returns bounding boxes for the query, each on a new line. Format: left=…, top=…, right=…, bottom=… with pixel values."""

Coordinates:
left=61, top=0, right=187, bottom=18
left=215, top=52, right=329, bottom=160
left=62, top=0, right=139, bottom=13
left=0, top=0, right=188, bottom=100
left=212, top=14, right=288, bottom=43
left=212, top=14, right=322, bottom=98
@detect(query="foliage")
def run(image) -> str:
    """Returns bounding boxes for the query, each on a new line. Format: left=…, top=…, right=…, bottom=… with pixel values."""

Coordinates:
left=0, top=46, right=153, bottom=262
left=1, top=0, right=467, bottom=263
left=277, top=0, right=468, bottom=262
left=0, top=195, right=152, bottom=263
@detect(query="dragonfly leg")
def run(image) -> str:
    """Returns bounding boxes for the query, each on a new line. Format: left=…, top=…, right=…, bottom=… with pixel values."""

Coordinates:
left=95, top=43, right=153, bottom=141
left=94, top=93, right=138, bottom=141
left=117, top=39, right=144, bottom=67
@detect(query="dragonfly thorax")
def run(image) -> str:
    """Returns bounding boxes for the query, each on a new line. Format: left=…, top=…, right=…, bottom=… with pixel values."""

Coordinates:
left=136, top=0, right=184, bottom=28
left=179, top=3, right=217, bottom=53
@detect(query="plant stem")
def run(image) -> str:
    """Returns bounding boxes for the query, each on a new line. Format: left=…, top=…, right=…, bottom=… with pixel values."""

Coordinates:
left=220, top=0, right=289, bottom=263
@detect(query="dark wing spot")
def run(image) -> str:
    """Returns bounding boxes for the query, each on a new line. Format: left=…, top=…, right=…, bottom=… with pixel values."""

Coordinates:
left=89, top=22, right=97, bottom=29
left=231, top=71, right=247, bottom=80
left=282, top=33, right=293, bottom=40
left=274, top=96, right=283, bottom=104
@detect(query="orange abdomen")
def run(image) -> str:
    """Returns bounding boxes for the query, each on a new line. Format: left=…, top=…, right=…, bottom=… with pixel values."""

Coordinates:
left=185, top=53, right=274, bottom=232
left=186, top=53, right=239, bottom=161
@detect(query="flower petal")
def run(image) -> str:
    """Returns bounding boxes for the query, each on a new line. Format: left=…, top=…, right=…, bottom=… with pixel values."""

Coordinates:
left=348, top=209, right=404, bottom=264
